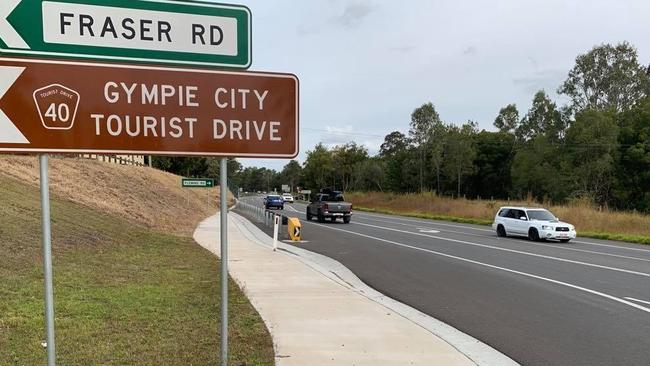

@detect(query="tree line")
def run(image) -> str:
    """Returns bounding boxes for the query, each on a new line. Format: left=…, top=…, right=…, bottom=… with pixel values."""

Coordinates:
left=154, top=42, right=650, bottom=213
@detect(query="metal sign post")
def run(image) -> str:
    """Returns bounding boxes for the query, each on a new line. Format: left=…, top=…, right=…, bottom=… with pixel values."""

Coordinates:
left=219, top=158, right=228, bottom=365
left=39, top=154, right=56, bottom=366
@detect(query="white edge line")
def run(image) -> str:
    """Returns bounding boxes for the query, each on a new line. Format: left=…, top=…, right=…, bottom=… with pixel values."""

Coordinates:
left=624, top=297, right=650, bottom=306
left=353, top=221, right=650, bottom=278
left=310, top=222, right=650, bottom=315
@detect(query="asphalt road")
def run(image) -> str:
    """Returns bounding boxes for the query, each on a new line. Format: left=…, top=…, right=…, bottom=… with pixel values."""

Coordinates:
left=237, top=196, right=650, bottom=366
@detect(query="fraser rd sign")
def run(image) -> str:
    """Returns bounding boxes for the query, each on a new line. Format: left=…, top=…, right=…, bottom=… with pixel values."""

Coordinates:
left=0, top=57, right=299, bottom=157
left=0, top=0, right=251, bottom=68
left=182, top=178, right=214, bottom=188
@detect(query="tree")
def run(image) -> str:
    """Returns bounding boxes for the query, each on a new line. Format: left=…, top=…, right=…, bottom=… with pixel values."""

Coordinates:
left=353, top=158, right=386, bottom=191
left=280, top=160, right=303, bottom=192
left=612, top=97, right=650, bottom=211
left=429, top=123, right=447, bottom=194
left=563, top=109, right=619, bottom=203
left=494, top=104, right=520, bottom=133
left=558, top=42, right=650, bottom=113
left=331, top=142, right=369, bottom=191
left=465, top=131, right=515, bottom=199
left=517, top=90, right=565, bottom=142
left=443, top=121, right=477, bottom=197
left=302, top=143, right=335, bottom=189
left=380, top=131, right=408, bottom=157
left=409, top=103, right=443, bottom=192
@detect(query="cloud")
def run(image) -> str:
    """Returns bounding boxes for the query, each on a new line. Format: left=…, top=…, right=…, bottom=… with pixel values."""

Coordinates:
left=334, top=2, right=375, bottom=28
left=390, top=45, right=417, bottom=53
left=462, top=46, right=477, bottom=56
left=513, top=69, right=566, bottom=94
left=297, top=24, right=320, bottom=36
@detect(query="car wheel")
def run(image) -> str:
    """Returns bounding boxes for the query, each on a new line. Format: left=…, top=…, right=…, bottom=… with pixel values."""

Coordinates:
left=343, top=216, right=351, bottom=224
left=330, top=217, right=337, bottom=222
left=559, top=239, right=570, bottom=243
left=317, top=210, right=325, bottom=223
left=528, top=228, right=540, bottom=242
left=306, top=208, right=312, bottom=221
left=496, top=225, right=507, bottom=237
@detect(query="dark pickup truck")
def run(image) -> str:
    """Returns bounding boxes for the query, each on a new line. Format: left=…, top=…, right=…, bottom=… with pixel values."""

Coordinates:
left=306, top=190, right=352, bottom=223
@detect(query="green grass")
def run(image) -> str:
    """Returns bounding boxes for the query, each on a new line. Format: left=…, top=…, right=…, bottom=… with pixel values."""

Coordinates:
left=0, top=176, right=274, bottom=365
left=354, top=206, right=650, bottom=245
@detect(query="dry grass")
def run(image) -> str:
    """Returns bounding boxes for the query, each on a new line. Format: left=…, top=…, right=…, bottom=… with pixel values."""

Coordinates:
left=347, top=192, right=650, bottom=239
left=0, top=155, right=231, bottom=236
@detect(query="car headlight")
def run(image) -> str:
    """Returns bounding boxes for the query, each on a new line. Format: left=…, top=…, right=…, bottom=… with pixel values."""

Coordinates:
left=541, top=225, right=553, bottom=230
left=569, top=225, right=575, bottom=230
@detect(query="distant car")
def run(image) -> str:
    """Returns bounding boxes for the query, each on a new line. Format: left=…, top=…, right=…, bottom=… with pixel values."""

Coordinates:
left=306, top=189, right=352, bottom=223
left=264, top=195, right=284, bottom=210
left=282, top=193, right=294, bottom=203
left=492, top=206, right=576, bottom=243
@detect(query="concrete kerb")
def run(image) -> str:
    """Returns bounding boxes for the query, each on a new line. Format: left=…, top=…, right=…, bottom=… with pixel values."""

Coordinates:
left=229, top=209, right=519, bottom=366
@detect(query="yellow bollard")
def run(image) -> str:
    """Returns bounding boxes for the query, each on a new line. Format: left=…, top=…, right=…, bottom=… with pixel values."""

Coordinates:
left=288, top=217, right=302, bottom=241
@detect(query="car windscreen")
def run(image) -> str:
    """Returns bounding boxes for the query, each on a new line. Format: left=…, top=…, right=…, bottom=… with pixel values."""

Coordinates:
left=527, top=210, right=556, bottom=221
left=268, top=196, right=282, bottom=200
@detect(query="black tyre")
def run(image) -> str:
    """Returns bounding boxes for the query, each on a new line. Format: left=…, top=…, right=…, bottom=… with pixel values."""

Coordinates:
left=343, top=216, right=351, bottom=224
left=528, top=228, right=540, bottom=242
left=330, top=217, right=337, bottom=222
left=559, top=239, right=570, bottom=243
left=306, top=208, right=312, bottom=221
left=496, top=225, right=507, bottom=237
left=317, top=210, right=325, bottom=223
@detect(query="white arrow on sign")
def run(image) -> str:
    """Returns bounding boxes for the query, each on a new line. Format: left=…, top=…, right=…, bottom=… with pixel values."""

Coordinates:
left=0, top=0, right=28, bottom=49
left=0, top=65, right=29, bottom=144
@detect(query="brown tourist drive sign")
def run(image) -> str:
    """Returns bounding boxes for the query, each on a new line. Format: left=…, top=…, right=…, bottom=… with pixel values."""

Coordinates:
left=0, top=57, right=299, bottom=157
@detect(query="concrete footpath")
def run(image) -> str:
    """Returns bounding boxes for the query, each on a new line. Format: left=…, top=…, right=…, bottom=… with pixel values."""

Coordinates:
left=193, top=212, right=476, bottom=366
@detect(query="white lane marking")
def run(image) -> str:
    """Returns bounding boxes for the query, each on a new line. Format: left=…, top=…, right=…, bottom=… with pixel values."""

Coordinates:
left=624, top=297, right=650, bottom=306
left=354, top=222, right=650, bottom=278
left=353, top=211, right=494, bottom=232
left=287, top=205, right=300, bottom=213
left=419, top=229, right=440, bottom=233
left=573, top=240, right=650, bottom=253
left=356, top=215, right=650, bottom=263
left=309, top=222, right=650, bottom=314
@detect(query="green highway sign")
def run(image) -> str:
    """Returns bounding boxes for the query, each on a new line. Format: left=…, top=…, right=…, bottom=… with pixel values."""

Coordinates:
left=0, top=0, right=251, bottom=68
left=182, top=178, right=215, bottom=188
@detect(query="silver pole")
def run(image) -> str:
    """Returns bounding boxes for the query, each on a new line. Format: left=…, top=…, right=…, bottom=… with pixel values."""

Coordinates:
left=39, top=155, right=56, bottom=366
left=220, top=158, right=228, bottom=365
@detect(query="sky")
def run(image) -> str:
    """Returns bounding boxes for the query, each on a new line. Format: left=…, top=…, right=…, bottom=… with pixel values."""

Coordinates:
left=221, top=0, right=650, bottom=170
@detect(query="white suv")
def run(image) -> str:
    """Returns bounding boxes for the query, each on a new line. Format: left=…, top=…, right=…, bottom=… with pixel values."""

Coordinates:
left=492, top=206, right=576, bottom=243
left=282, top=193, right=294, bottom=203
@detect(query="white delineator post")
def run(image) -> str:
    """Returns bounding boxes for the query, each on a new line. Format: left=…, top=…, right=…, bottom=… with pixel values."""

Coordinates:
left=273, top=215, right=280, bottom=251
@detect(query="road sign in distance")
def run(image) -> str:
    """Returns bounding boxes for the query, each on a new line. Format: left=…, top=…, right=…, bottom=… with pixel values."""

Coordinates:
left=182, top=178, right=214, bottom=188
left=0, top=57, right=299, bottom=158
left=0, top=0, right=251, bottom=68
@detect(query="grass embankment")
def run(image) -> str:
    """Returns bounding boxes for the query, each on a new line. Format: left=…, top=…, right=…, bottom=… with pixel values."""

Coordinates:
left=347, top=191, right=650, bottom=245
left=0, top=156, right=273, bottom=365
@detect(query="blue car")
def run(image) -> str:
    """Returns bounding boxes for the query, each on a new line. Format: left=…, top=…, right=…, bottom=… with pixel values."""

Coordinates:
left=264, top=195, right=284, bottom=210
